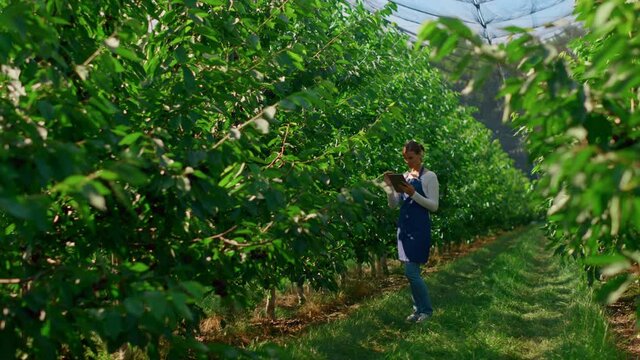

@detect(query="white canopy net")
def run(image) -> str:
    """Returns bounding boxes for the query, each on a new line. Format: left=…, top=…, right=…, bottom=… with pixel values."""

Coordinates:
left=348, top=0, right=578, bottom=44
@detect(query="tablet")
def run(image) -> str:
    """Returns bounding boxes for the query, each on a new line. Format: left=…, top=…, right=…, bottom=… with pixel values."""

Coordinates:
left=386, top=173, right=408, bottom=192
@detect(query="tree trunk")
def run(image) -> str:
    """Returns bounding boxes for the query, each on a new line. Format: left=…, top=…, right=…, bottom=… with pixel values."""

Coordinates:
left=377, top=254, right=389, bottom=277
left=370, top=257, right=378, bottom=278
left=265, top=288, right=276, bottom=320
left=355, top=262, right=363, bottom=278
left=383, top=254, right=390, bottom=275
left=296, top=281, right=306, bottom=305
left=337, top=272, right=346, bottom=287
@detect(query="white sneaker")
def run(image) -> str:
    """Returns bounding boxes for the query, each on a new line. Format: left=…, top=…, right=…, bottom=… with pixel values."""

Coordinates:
left=415, top=313, right=431, bottom=323
left=405, top=313, right=419, bottom=322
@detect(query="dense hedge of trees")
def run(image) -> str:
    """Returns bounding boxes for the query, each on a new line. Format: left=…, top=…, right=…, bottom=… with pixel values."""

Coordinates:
left=419, top=0, right=639, bottom=305
left=0, top=0, right=533, bottom=357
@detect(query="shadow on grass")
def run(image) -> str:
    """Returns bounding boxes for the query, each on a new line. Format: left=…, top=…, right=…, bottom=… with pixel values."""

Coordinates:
left=260, top=228, right=623, bottom=359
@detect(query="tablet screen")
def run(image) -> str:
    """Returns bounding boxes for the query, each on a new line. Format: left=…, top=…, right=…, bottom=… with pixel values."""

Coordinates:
left=387, top=174, right=408, bottom=192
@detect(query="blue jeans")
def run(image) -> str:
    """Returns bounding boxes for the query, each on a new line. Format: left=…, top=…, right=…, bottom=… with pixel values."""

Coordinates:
left=404, top=261, right=433, bottom=315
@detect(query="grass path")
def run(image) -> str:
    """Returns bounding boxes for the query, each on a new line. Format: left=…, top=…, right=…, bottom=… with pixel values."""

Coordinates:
left=255, top=227, right=624, bottom=359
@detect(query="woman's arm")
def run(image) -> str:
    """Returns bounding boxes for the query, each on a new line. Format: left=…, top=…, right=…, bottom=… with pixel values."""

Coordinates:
left=384, top=182, right=401, bottom=208
left=410, top=172, right=439, bottom=212
left=382, top=172, right=401, bottom=208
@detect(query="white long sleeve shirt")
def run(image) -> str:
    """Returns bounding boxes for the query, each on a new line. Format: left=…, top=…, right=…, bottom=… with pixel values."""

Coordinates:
left=385, top=170, right=439, bottom=212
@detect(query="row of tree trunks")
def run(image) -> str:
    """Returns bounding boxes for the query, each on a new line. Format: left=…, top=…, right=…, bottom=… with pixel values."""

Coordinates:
left=264, top=254, right=389, bottom=320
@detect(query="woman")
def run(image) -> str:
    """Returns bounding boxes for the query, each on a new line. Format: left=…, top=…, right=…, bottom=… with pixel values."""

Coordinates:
left=384, top=140, right=439, bottom=323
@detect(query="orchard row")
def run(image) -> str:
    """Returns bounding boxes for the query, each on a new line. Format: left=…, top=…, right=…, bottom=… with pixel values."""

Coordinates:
left=0, top=1, right=533, bottom=358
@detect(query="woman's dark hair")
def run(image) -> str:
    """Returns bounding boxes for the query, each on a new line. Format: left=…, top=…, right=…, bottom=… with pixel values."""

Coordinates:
left=403, top=140, right=424, bottom=155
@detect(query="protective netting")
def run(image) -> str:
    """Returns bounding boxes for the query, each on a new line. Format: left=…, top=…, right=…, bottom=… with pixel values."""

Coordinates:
left=348, top=0, right=578, bottom=43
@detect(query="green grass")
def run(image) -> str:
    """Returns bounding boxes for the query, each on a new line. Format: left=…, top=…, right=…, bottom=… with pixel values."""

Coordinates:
left=254, top=227, right=624, bottom=359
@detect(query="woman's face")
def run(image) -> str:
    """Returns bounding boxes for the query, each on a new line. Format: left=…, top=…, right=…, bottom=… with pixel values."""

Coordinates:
left=403, top=149, right=422, bottom=170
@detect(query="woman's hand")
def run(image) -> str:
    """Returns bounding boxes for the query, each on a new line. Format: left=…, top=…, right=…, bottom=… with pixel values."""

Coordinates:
left=383, top=171, right=393, bottom=186
left=398, top=182, right=415, bottom=196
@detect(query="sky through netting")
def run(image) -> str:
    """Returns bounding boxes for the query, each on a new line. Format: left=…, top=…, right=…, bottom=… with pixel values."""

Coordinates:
left=348, top=0, right=578, bottom=43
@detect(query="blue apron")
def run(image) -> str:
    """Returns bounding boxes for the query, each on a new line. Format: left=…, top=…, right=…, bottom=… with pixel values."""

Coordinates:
left=398, top=167, right=431, bottom=264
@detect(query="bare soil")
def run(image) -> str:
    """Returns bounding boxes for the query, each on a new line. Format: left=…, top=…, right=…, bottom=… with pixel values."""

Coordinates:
left=606, top=289, right=640, bottom=358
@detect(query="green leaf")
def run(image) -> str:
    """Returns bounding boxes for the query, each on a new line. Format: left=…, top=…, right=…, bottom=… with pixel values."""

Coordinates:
left=183, top=65, right=196, bottom=93
left=111, top=47, right=141, bottom=62
left=286, top=50, right=303, bottom=63
left=119, top=132, right=143, bottom=146
left=175, top=46, right=188, bottom=64
left=103, top=310, right=123, bottom=339
left=124, top=298, right=145, bottom=317
left=200, top=0, right=224, bottom=5
left=97, top=170, right=119, bottom=181
left=146, top=292, right=168, bottom=322
left=0, top=198, right=30, bottom=219
left=439, top=17, right=475, bottom=40
left=40, top=320, right=51, bottom=337
left=4, top=223, right=16, bottom=235
left=180, top=281, right=207, bottom=298
left=109, top=163, right=148, bottom=186
left=597, top=274, right=634, bottom=305
left=594, top=2, right=616, bottom=28
left=583, top=116, right=612, bottom=146
left=584, top=253, right=628, bottom=266
left=248, top=33, right=261, bottom=50
left=128, top=262, right=150, bottom=272
left=170, top=292, right=193, bottom=321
